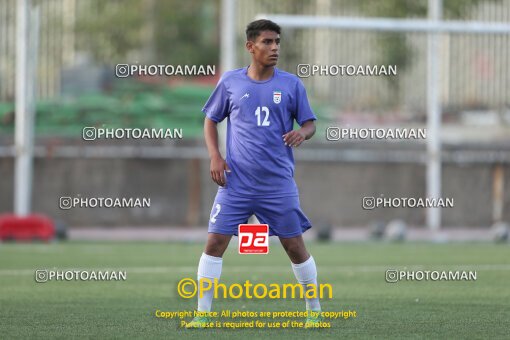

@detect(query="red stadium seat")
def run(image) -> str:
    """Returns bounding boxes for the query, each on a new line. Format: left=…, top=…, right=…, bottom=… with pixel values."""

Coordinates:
left=0, top=214, right=55, bottom=242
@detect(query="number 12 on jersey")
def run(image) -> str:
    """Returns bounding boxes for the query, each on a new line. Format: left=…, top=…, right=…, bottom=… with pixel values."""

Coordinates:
left=255, top=106, right=270, bottom=126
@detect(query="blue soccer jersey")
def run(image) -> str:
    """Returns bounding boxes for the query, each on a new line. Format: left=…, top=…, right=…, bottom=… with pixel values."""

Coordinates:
left=202, top=66, right=316, bottom=197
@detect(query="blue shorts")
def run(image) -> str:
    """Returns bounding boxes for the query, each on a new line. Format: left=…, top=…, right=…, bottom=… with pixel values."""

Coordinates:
left=208, top=190, right=312, bottom=238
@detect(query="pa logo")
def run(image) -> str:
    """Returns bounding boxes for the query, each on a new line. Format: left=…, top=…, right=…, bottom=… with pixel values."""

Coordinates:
left=273, top=91, right=282, bottom=104
left=238, top=224, right=269, bottom=254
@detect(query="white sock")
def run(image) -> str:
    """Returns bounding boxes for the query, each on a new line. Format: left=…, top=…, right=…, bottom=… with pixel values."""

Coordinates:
left=291, top=255, right=321, bottom=311
left=197, top=252, right=223, bottom=312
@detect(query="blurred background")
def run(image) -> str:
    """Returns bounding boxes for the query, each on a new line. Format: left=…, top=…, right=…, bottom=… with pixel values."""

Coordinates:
left=0, top=0, right=509, bottom=242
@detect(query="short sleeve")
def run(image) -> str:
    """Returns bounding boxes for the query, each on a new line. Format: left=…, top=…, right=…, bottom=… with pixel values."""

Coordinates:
left=294, top=79, right=317, bottom=126
left=202, top=78, right=230, bottom=123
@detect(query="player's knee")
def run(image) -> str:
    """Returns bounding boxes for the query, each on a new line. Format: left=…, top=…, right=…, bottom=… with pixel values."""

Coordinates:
left=205, top=245, right=224, bottom=257
left=282, top=242, right=308, bottom=262
left=205, top=237, right=229, bottom=257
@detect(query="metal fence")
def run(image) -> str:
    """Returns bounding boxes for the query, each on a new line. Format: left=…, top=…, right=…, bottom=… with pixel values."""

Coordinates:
left=0, top=0, right=509, bottom=113
left=237, top=0, right=510, bottom=115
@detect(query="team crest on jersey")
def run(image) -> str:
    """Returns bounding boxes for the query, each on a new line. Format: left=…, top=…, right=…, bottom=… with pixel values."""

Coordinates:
left=273, top=91, right=282, bottom=104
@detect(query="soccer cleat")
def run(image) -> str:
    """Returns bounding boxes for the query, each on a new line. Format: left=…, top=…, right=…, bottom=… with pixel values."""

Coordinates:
left=185, top=316, right=211, bottom=329
left=304, top=310, right=323, bottom=329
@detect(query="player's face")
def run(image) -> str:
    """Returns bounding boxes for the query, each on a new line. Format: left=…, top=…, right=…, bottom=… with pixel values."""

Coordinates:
left=247, top=30, right=280, bottom=67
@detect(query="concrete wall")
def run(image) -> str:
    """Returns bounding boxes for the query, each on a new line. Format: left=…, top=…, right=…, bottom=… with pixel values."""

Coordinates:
left=1, top=148, right=508, bottom=228
left=296, top=162, right=507, bottom=227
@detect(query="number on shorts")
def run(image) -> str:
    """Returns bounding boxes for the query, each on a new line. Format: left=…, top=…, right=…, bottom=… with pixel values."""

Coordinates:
left=210, top=203, right=221, bottom=223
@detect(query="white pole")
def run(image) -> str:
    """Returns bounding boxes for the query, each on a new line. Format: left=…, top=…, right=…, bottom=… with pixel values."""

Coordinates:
left=221, top=0, right=236, bottom=73
left=14, top=0, right=31, bottom=216
left=426, top=0, right=442, bottom=232
left=27, top=5, right=39, bottom=173
left=256, top=14, right=510, bottom=34
left=218, top=0, right=236, bottom=153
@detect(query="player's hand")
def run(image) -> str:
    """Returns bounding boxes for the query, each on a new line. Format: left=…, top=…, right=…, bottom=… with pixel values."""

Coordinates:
left=210, top=155, right=230, bottom=187
left=282, top=130, right=306, bottom=147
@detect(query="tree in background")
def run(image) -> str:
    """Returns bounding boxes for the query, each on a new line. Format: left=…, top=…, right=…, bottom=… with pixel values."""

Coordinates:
left=357, top=0, right=502, bottom=104
left=75, top=0, right=219, bottom=66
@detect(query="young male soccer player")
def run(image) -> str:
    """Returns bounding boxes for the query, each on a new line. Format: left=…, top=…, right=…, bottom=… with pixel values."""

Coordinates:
left=186, top=19, right=321, bottom=328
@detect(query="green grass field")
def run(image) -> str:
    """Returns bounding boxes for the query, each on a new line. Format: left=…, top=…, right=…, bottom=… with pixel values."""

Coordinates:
left=1, top=241, right=509, bottom=339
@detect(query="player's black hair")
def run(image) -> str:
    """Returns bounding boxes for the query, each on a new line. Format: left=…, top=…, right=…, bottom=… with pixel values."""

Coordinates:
left=245, top=19, right=281, bottom=41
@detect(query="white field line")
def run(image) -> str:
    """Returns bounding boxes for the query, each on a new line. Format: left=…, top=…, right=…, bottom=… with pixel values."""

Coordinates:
left=1, top=264, right=510, bottom=276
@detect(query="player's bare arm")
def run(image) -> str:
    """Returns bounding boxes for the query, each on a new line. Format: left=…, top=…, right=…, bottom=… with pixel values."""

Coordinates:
left=204, top=117, right=229, bottom=187
left=283, top=120, right=316, bottom=147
